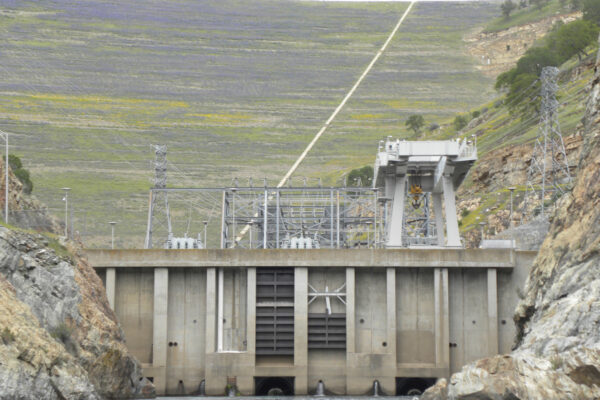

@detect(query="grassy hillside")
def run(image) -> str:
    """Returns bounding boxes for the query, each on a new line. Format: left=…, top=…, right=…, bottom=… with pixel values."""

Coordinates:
left=0, top=0, right=499, bottom=247
left=484, top=0, right=569, bottom=33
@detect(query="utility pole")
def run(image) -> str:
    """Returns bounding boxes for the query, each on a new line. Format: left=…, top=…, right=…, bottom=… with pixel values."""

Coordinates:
left=109, top=221, right=117, bottom=249
left=61, top=187, right=71, bottom=238
left=0, top=131, right=8, bottom=224
left=522, top=67, right=571, bottom=221
left=203, top=220, right=208, bottom=249
left=508, top=187, right=516, bottom=227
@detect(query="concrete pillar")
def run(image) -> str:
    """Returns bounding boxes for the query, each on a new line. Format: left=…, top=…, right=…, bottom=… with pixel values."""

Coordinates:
left=205, top=268, right=217, bottom=354
left=294, top=267, right=308, bottom=395
left=387, top=175, right=407, bottom=247
left=434, top=268, right=450, bottom=372
left=346, top=268, right=355, bottom=353
left=246, top=268, right=256, bottom=356
left=432, top=193, right=445, bottom=246
left=153, top=268, right=169, bottom=393
left=386, top=268, right=397, bottom=363
left=105, top=267, right=116, bottom=309
left=487, top=268, right=498, bottom=355
left=442, top=176, right=461, bottom=247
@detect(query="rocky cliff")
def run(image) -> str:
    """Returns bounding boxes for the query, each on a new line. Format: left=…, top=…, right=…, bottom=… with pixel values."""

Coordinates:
left=0, top=228, right=154, bottom=399
left=465, top=12, right=581, bottom=78
left=424, top=38, right=600, bottom=400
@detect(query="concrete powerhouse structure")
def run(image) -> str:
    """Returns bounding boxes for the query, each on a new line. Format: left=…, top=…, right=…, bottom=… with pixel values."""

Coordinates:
left=91, top=249, right=535, bottom=396
left=87, top=139, right=537, bottom=395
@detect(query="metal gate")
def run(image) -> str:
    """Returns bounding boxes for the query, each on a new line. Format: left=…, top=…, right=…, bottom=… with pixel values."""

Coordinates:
left=256, top=268, right=294, bottom=355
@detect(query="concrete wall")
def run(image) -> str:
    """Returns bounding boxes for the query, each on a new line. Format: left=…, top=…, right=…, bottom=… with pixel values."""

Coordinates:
left=114, top=268, right=154, bottom=364
left=90, top=249, right=536, bottom=396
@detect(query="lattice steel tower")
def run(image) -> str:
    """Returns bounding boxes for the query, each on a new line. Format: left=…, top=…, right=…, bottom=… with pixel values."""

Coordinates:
left=144, top=144, right=172, bottom=248
left=522, top=66, right=572, bottom=219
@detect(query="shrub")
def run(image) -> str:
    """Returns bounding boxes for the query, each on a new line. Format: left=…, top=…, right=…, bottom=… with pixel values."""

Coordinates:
left=51, top=322, right=78, bottom=355
left=461, top=208, right=470, bottom=217
left=453, top=115, right=469, bottom=131
left=472, top=110, right=481, bottom=119
left=550, top=354, right=564, bottom=370
left=501, top=0, right=517, bottom=18
left=347, top=165, right=373, bottom=187
left=428, top=122, right=440, bottom=131
left=405, top=115, right=425, bottom=135
left=583, top=0, right=600, bottom=25
left=3, top=154, right=33, bottom=194
left=1, top=327, right=15, bottom=345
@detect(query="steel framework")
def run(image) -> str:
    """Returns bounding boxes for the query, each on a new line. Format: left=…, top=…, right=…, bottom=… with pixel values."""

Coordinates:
left=144, top=145, right=172, bottom=249
left=522, top=66, right=572, bottom=219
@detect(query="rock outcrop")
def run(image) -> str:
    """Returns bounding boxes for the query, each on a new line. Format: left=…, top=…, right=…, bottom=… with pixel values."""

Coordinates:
left=0, top=161, right=62, bottom=234
left=464, top=12, right=581, bottom=78
left=0, top=228, right=154, bottom=399
left=423, top=38, right=600, bottom=400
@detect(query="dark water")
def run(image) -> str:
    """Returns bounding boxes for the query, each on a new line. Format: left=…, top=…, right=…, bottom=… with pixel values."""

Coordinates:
left=158, top=397, right=419, bottom=399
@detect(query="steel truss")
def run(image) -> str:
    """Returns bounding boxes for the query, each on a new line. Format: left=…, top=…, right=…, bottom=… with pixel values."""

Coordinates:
left=145, top=187, right=386, bottom=249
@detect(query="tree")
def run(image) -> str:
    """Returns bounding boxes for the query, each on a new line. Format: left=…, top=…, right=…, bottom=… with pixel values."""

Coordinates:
left=570, top=0, right=583, bottom=11
left=555, top=20, right=599, bottom=61
left=501, top=0, right=517, bottom=18
left=453, top=115, right=469, bottom=131
left=583, top=0, right=600, bottom=25
left=347, top=165, right=373, bottom=187
left=405, top=115, right=425, bottom=135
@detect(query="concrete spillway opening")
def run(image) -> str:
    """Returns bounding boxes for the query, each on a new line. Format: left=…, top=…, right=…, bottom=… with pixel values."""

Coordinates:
left=255, top=377, right=294, bottom=396
left=396, top=377, right=437, bottom=396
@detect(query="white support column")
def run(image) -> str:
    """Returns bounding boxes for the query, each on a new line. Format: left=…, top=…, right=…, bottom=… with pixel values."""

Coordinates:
left=246, top=268, right=256, bottom=356
left=432, top=193, right=445, bottom=246
left=205, top=268, right=217, bottom=354
left=346, top=268, right=355, bottom=353
left=294, top=267, right=308, bottom=395
left=387, top=175, right=407, bottom=247
left=487, top=268, right=498, bottom=356
left=434, top=268, right=450, bottom=371
left=217, top=268, right=224, bottom=352
left=153, top=268, right=169, bottom=393
left=105, top=267, right=116, bottom=310
left=386, top=268, right=397, bottom=363
left=442, top=176, right=461, bottom=247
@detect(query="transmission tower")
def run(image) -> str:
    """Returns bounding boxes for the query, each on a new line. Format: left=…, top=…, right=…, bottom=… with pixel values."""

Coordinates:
left=522, top=66, right=571, bottom=220
left=144, top=144, right=172, bottom=248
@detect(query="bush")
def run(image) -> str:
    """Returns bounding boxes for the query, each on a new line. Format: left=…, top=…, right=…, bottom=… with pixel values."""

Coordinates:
left=461, top=208, right=470, bottom=217
left=472, top=110, right=481, bottom=119
left=3, top=154, right=33, bottom=194
left=501, top=0, right=517, bottom=18
left=583, top=0, right=600, bottom=24
left=428, top=122, right=440, bottom=131
left=405, top=115, right=425, bottom=135
left=453, top=115, right=469, bottom=131
left=51, top=322, right=78, bottom=355
left=1, top=327, right=15, bottom=345
left=347, top=165, right=373, bottom=187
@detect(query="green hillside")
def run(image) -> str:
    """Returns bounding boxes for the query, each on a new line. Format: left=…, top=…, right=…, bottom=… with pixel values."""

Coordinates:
left=0, top=0, right=500, bottom=247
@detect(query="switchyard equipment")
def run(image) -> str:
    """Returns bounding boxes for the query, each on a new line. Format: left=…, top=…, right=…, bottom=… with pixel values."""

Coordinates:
left=144, top=138, right=477, bottom=251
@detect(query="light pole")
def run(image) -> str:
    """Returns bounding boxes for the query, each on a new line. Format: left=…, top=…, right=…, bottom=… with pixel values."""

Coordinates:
left=203, top=220, right=208, bottom=249
left=109, top=221, right=117, bottom=249
left=508, top=187, right=516, bottom=228
left=479, top=222, right=487, bottom=242
left=61, top=188, right=71, bottom=238
left=0, top=131, right=8, bottom=224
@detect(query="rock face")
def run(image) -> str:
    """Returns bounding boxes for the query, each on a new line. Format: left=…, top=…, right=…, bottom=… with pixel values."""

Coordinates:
left=423, top=38, right=600, bottom=400
left=464, top=12, right=581, bottom=78
left=0, top=161, right=62, bottom=234
left=0, top=228, right=154, bottom=399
